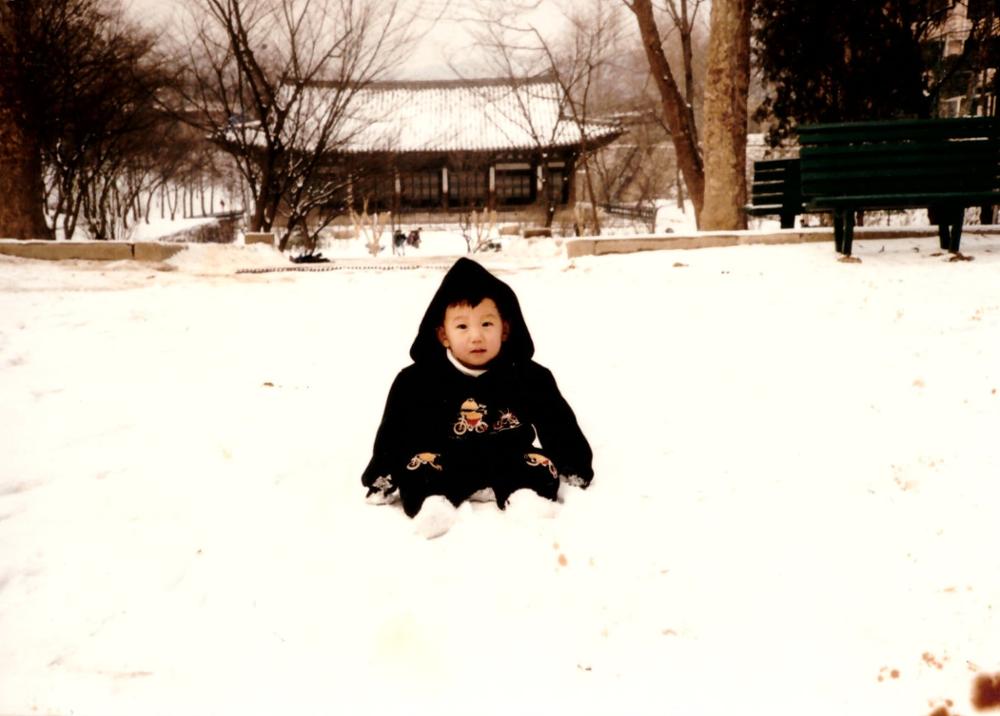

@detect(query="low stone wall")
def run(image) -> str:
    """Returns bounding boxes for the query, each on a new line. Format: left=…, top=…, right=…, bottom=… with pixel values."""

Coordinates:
left=566, top=226, right=1000, bottom=258
left=245, top=232, right=275, bottom=246
left=0, top=240, right=186, bottom=262
left=133, top=243, right=187, bottom=262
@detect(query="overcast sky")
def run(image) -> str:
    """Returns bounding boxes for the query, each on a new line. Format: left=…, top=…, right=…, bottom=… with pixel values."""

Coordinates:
left=122, top=0, right=567, bottom=79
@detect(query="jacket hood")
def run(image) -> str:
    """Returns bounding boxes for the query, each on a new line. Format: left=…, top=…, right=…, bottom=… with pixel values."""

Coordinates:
left=410, top=257, right=535, bottom=365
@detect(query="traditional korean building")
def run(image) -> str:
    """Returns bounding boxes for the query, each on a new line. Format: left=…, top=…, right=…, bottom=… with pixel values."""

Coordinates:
left=306, top=74, right=622, bottom=224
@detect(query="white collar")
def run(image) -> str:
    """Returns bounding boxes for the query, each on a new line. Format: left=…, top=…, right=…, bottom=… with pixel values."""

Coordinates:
left=446, top=349, right=487, bottom=377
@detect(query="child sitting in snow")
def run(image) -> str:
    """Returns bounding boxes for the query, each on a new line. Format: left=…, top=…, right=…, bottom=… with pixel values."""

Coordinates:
left=362, top=257, right=593, bottom=528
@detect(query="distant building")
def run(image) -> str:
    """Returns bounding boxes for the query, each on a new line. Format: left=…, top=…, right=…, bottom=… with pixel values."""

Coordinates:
left=298, top=74, right=622, bottom=225
left=925, top=0, right=998, bottom=117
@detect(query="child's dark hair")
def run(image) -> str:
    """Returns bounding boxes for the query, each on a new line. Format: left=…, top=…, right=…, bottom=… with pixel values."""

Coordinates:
left=436, top=280, right=508, bottom=326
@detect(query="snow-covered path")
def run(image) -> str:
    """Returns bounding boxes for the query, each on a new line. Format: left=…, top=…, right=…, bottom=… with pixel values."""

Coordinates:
left=1, top=236, right=998, bottom=716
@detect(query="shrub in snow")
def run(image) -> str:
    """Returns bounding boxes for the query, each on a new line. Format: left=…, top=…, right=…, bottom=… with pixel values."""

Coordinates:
left=349, top=199, right=389, bottom=256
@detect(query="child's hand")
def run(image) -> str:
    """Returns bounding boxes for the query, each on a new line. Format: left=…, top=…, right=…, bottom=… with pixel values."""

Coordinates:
left=366, top=475, right=399, bottom=504
left=524, top=453, right=590, bottom=488
left=560, top=474, right=589, bottom=488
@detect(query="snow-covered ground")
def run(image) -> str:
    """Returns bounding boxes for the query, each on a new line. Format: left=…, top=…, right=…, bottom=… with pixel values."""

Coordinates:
left=1, top=233, right=998, bottom=716
left=131, top=216, right=218, bottom=243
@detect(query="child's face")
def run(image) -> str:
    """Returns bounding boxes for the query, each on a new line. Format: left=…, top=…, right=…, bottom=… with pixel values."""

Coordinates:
left=436, top=298, right=509, bottom=368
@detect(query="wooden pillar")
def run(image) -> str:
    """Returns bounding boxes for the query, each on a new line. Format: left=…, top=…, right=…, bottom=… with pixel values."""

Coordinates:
left=442, top=166, right=449, bottom=210
left=565, top=156, right=576, bottom=204
left=393, top=169, right=401, bottom=215
left=532, top=161, right=541, bottom=205
left=488, top=165, right=496, bottom=211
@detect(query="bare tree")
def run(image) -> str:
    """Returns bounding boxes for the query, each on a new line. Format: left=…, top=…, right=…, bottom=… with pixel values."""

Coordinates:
left=463, top=0, right=623, bottom=232
left=2, top=0, right=173, bottom=241
left=568, top=22, right=684, bottom=213
left=460, top=7, right=568, bottom=229
left=623, top=0, right=705, bottom=225
left=0, top=0, right=52, bottom=239
left=591, top=106, right=675, bottom=210
left=172, top=0, right=417, bottom=250
left=700, top=0, right=750, bottom=230
left=660, top=0, right=703, bottom=110
left=139, top=124, right=219, bottom=224
left=527, top=0, right=627, bottom=235
left=459, top=207, right=498, bottom=252
left=49, top=13, right=171, bottom=240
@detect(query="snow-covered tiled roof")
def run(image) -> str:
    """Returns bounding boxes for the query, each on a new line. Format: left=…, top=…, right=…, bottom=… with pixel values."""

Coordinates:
left=308, top=75, right=622, bottom=154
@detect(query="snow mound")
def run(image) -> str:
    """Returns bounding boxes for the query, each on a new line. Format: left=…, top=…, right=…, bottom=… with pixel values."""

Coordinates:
left=502, top=236, right=567, bottom=259
left=412, top=496, right=459, bottom=539
left=654, top=200, right=698, bottom=234
left=166, top=243, right=286, bottom=274
left=132, top=216, right=217, bottom=243
left=504, top=488, right=560, bottom=519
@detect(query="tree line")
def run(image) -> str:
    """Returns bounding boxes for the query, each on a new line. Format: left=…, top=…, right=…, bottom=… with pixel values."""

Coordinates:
left=0, top=0, right=226, bottom=241
left=1, top=0, right=996, bottom=242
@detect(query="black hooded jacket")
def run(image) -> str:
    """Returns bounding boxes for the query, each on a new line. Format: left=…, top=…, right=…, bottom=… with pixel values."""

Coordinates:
left=361, top=258, right=593, bottom=489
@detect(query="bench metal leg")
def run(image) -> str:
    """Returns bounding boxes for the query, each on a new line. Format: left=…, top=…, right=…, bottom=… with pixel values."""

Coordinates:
left=936, top=206, right=964, bottom=253
left=834, top=208, right=855, bottom=255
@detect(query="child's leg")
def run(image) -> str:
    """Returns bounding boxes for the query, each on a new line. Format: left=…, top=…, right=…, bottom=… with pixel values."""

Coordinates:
left=493, top=452, right=560, bottom=508
left=398, top=472, right=432, bottom=517
left=394, top=453, right=440, bottom=517
left=395, top=453, right=487, bottom=518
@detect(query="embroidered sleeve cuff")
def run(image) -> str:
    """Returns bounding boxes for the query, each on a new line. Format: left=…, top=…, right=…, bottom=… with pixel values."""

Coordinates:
left=365, top=475, right=399, bottom=504
left=559, top=473, right=589, bottom=488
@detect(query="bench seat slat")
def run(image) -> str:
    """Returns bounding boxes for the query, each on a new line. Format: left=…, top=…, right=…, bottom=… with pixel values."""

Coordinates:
left=746, top=204, right=794, bottom=215
left=806, top=191, right=1000, bottom=210
left=751, top=193, right=799, bottom=204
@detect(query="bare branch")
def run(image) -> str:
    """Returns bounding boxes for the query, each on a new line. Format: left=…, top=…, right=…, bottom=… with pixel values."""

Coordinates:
left=169, top=0, right=419, bottom=245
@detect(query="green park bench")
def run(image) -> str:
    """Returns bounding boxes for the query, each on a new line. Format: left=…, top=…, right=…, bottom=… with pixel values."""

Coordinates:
left=798, top=117, right=1000, bottom=256
left=745, top=158, right=802, bottom=229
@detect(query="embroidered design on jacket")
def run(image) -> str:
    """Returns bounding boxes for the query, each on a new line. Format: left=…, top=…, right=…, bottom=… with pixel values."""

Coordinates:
left=454, top=398, right=488, bottom=435
left=525, top=452, right=559, bottom=478
left=407, top=452, right=443, bottom=471
left=493, top=409, right=521, bottom=432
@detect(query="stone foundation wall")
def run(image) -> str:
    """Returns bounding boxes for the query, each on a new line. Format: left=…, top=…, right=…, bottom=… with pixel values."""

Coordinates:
left=0, top=240, right=186, bottom=262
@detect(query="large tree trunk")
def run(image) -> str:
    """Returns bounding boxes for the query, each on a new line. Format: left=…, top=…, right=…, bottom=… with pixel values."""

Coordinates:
left=700, top=0, right=751, bottom=230
left=579, top=153, right=602, bottom=235
left=627, top=0, right=704, bottom=225
left=0, top=5, right=50, bottom=240
left=679, top=0, right=695, bottom=107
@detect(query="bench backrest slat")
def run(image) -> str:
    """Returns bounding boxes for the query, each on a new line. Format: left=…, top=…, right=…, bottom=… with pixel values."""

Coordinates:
left=798, top=117, right=1000, bottom=201
left=797, top=116, right=998, bottom=143
left=749, top=158, right=800, bottom=209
